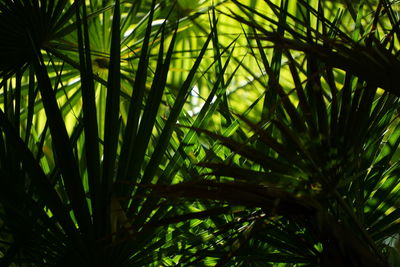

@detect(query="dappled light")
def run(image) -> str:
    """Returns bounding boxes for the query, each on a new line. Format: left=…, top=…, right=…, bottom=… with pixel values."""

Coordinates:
left=1, top=0, right=400, bottom=266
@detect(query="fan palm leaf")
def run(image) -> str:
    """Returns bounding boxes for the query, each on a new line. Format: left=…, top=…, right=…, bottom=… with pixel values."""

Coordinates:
left=0, top=0, right=231, bottom=265
left=148, top=1, right=400, bottom=266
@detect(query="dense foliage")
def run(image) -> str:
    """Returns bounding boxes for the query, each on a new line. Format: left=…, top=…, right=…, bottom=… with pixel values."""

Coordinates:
left=1, top=0, right=400, bottom=266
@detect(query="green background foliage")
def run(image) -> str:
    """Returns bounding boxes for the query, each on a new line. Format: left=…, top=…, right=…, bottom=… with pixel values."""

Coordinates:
left=1, top=0, right=400, bottom=266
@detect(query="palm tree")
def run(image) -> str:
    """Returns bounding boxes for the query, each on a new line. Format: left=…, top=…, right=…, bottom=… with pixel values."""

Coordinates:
left=151, top=0, right=400, bottom=266
left=2, top=0, right=400, bottom=266
left=0, top=0, right=228, bottom=265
